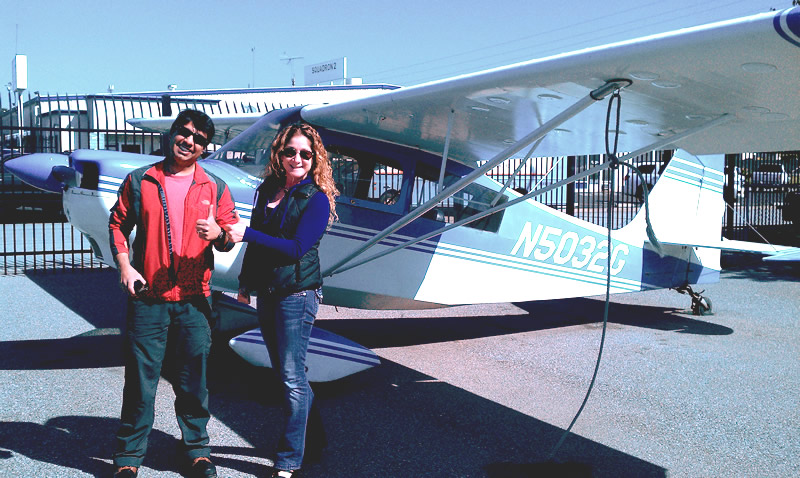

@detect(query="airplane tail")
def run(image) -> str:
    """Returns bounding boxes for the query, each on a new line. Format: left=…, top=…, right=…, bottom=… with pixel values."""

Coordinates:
left=625, top=149, right=726, bottom=248
left=616, top=149, right=726, bottom=285
left=619, top=149, right=800, bottom=279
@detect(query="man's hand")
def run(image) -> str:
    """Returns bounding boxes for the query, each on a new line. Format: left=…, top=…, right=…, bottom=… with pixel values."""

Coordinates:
left=117, top=254, right=146, bottom=296
left=196, top=200, right=222, bottom=241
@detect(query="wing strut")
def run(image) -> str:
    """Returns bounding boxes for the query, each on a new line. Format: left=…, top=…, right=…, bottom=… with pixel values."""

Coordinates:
left=322, top=79, right=631, bottom=278
left=490, top=136, right=546, bottom=207
left=438, top=109, right=455, bottom=193
left=326, top=113, right=733, bottom=276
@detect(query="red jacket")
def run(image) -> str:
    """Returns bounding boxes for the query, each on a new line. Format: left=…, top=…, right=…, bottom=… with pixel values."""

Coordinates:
left=109, top=160, right=237, bottom=301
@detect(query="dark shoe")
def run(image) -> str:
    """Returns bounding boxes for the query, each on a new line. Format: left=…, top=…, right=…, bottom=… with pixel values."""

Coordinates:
left=188, top=457, right=217, bottom=478
left=113, top=466, right=138, bottom=478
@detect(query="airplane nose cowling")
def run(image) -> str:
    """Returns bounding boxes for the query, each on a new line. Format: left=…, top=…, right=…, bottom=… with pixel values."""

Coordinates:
left=3, top=153, right=70, bottom=193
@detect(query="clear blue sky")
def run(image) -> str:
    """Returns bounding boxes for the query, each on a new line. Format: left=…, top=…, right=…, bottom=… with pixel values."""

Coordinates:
left=0, top=0, right=789, bottom=99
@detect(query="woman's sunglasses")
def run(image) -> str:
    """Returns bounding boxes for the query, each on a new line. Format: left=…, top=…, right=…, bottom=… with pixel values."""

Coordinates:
left=279, top=147, right=314, bottom=161
left=176, top=126, right=210, bottom=148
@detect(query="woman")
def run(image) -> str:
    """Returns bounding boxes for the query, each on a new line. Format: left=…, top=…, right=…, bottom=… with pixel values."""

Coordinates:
left=225, top=122, right=337, bottom=478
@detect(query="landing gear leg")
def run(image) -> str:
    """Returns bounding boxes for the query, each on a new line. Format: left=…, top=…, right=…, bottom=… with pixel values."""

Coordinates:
left=674, top=284, right=713, bottom=316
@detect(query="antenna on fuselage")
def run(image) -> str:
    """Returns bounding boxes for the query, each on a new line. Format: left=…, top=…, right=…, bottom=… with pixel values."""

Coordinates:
left=280, top=52, right=304, bottom=86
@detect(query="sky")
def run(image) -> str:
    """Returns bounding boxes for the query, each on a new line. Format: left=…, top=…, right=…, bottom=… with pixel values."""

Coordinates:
left=0, top=0, right=791, bottom=103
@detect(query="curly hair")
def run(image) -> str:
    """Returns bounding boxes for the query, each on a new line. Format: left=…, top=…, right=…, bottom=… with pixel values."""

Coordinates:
left=266, top=122, right=339, bottom=222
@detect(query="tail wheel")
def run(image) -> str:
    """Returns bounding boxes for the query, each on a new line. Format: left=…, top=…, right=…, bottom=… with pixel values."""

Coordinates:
left=675, top=284, right=714, bottom=316
left=692, top=296, right=713, bottom=316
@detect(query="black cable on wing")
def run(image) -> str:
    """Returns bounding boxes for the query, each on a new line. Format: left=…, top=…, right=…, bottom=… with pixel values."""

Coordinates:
left=548, top=83, right=667, bottom=460
left=548, top=87, right=622, bottom=460
left=617, top=161, right=663, bottom=255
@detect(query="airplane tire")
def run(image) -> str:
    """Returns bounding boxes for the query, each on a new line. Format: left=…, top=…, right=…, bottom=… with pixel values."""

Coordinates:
left=693, top=296, right=713, bottom=316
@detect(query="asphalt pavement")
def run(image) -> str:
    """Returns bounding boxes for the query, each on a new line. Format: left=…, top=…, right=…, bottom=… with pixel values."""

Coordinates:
left=0, top=253, right=798, bottom=477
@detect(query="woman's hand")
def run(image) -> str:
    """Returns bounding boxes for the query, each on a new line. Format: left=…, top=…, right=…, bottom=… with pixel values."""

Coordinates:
left=224, top=211, right=247, bottom=243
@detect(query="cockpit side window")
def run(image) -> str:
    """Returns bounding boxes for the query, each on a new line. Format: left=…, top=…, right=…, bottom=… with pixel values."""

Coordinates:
left=329, top=148, right=404, bottom=209
left=411, top=165, right=506, bottom=233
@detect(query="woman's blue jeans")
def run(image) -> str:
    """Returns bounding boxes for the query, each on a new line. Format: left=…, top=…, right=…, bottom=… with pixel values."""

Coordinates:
left=257, top=288, right=320, bottom=471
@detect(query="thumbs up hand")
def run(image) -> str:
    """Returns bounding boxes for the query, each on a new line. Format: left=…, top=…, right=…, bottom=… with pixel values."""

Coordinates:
left=196, top=200, right=223, bottom=241
left=223, top=210, right=247, bottom=243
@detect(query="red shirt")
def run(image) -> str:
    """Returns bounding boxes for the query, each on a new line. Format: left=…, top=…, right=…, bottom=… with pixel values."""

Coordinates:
left=109, top=160, right=237, bottom=300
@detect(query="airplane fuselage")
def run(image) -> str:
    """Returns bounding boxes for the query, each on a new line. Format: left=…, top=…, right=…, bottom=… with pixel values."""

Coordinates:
left=55, top=139, right=719, bottom=310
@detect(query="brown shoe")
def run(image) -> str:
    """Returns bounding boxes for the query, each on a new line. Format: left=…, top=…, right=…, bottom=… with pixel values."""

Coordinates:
left=113, top=466, right=138, bottom=477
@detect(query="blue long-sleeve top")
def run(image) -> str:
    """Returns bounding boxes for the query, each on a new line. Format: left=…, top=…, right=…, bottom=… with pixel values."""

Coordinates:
left=242, top=188, right=330, bottom=260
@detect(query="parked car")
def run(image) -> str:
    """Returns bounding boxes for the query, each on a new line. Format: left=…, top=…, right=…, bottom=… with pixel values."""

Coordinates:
left=1, top=148, right=20, bottom=159
left=623, top=163, right=658, bottom=202
left=750, top=163, right=789, bottom=187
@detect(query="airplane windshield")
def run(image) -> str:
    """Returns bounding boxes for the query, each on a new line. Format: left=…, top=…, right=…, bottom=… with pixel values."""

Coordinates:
left=208, top=112, right=282, bottom=178
left=214, top=148, right=268, bottom=178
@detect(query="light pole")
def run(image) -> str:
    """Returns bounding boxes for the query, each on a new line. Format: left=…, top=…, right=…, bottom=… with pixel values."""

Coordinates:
left=11, top=55, right=26, bottom=151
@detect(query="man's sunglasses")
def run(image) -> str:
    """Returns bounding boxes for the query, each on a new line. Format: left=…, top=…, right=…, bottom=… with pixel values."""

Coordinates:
left=175, top=126, right=210, bottom=148
left=279, top=147, right=314, bottom=161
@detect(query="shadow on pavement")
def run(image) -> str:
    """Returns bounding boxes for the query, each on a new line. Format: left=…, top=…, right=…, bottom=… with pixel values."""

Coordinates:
left=315, top=298, right=732, bottom=352
left=1, top=268, right=677, bottom=477
left=1, top=268, right=731, bottom=372
left=0, top=416, right=180, bottom=477
left=206, top=344, right=667, bottom=478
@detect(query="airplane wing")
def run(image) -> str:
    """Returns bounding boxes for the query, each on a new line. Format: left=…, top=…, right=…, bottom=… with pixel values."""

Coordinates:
left=301, top=8, right=800, bottom=167
left=127, top=113, right=262, bottom=143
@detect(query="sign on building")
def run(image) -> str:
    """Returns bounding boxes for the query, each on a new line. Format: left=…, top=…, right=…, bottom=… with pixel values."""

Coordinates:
left=304, top=57, right=346, bottom=85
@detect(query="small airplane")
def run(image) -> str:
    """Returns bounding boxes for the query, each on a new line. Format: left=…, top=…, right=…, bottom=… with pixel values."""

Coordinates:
left=6, top=7, right=800, bottom=381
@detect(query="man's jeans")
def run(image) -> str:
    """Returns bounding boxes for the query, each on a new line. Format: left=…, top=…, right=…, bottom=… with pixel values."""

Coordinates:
left=113, top=297, right=213, bottom=468
left=258, top=288, right=320, bottom=471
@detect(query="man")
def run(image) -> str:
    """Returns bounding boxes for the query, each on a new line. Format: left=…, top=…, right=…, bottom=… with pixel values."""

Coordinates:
left=109, top=109, right=236, bottom=478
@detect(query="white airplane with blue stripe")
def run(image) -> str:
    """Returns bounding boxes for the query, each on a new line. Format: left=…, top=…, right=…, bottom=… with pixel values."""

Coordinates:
left=7, top=7, right=800, bottom=381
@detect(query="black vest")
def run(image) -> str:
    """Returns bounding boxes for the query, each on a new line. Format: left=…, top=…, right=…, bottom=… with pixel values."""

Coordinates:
left=242, top=178, right=324, bottom=296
